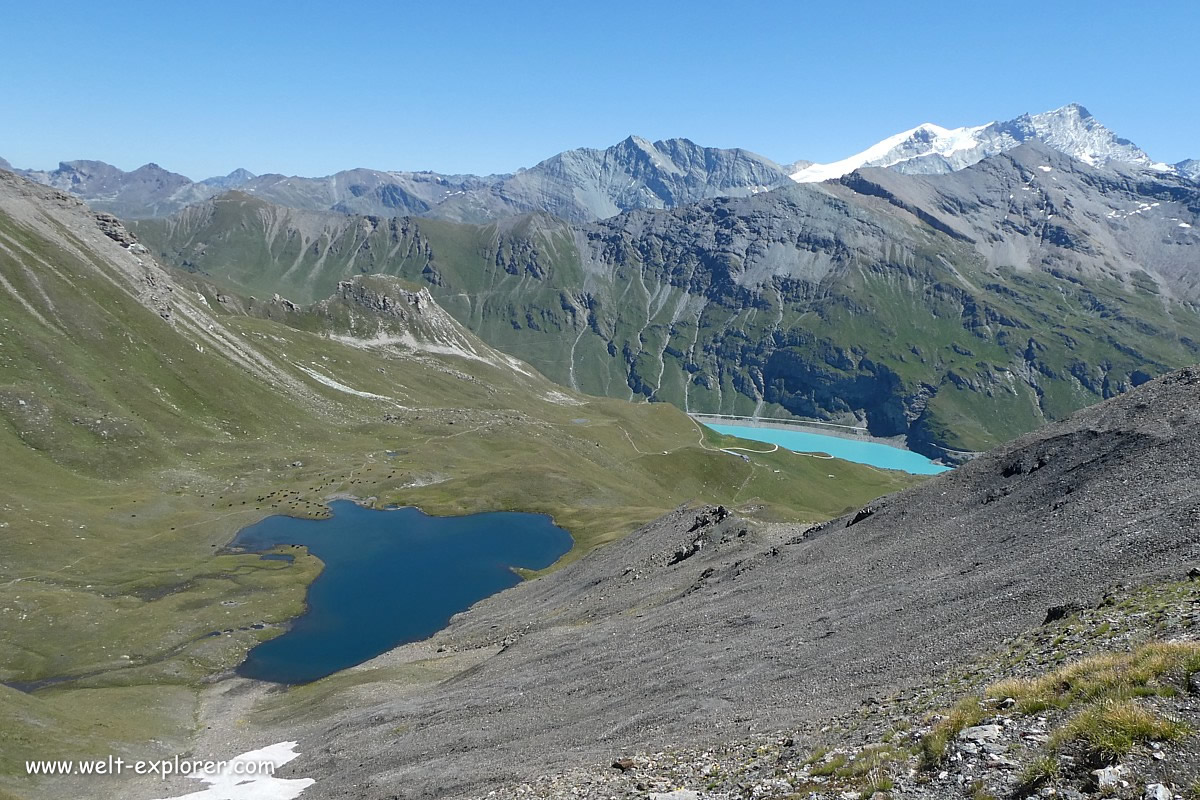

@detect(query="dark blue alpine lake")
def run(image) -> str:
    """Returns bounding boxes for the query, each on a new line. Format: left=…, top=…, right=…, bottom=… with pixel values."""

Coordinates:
left=232, top=499, right=572, bottom=684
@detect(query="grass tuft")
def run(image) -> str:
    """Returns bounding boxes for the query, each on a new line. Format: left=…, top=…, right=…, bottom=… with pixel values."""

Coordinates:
left=986, top=641, right=1200, bottom=713
left=1049, top=698, right=1187, bottom=763
left=1017, top=754, right=1059, bottom=795
left=922, top=641, right=1199, bottom=776
left=918, top=696, right=986, bottom=769
left=808, top=752, right=848, bottom=776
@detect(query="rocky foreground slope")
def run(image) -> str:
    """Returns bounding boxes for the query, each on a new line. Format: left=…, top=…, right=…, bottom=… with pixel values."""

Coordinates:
left=261, top=366, right=1200, bottom=799
left=505, top=576, right=1200, bottom=800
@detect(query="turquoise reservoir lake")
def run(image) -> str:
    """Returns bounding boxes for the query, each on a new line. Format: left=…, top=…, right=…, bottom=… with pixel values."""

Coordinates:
left=233, top=500, right=572, bottom=684
left=703, top=422, right=952, bottom=475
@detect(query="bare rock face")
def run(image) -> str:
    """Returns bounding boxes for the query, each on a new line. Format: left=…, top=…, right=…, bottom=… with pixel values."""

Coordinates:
left=93, top=211, right=140, bottom=248
left=332, top=278, right=423, bottom=320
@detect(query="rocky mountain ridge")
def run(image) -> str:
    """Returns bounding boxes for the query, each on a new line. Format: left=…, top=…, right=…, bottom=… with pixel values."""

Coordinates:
left=1178, top=159, right=1200, bottom=181
left=10, top=159, right=223, bottom=219
left=2, top=137, right=793, bottom=223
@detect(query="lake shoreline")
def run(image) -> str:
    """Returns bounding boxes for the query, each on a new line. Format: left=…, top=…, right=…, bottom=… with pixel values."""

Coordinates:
left=700, top=420, right=952, bottom=475
left=689, top=413, right=908, bottom=447
left=230, top=500, right=573, bottom=684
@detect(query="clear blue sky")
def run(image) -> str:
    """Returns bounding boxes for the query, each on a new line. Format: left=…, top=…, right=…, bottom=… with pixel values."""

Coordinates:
left=2, top=0, right=1195, bottom=179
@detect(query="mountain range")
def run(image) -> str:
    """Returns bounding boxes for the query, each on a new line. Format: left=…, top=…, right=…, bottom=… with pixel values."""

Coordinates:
left=4, top=137, right=793, bottom=223
left=133, top=137, right=1200, bottom=458
left=5, top=104, right=1195, bottom=224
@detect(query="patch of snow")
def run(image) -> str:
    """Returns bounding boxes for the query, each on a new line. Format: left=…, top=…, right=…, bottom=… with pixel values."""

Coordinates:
left=544, top=390, right=586, bottom=406
left=329, top=330, right=494, bottom=365
left=294, top=363, right=393, bottom=401
left=1037, top=165, right=1053, bottom=172
left=502, top=355, right=534, bottom=377
left=150, top=741, right=314, bottom=800
left=1181, top=222, right=1193, bottom=228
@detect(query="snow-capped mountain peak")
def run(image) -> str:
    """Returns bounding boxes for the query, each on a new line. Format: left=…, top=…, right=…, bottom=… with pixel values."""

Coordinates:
left=1015, top=103, right=1169, bottom=170
left=790, top=122, right=988, bottom=182
left=791, top=104, right=1173, bottom=183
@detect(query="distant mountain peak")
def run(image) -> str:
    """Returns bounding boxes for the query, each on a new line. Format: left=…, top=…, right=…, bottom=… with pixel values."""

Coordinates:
left=131, top=162, right=187, bottom=178
left=200, top=167, right=257, bottom=189
left=792, top=103, right=1170, bottom=183
left=612, top=134, right=661, bottom=158
left=791, top=121, right=988, bottom=182
left=59, top=159, right=119, bottom=173
left=1059, top=101, right=1091, bottom=117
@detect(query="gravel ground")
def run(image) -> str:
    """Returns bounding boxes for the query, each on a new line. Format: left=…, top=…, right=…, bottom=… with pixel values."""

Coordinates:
left=281, top=367, right=1200, bottom=799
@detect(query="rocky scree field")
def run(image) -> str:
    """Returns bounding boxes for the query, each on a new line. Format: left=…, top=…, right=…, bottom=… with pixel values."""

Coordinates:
left=220, top=366, right=1200, bottom=799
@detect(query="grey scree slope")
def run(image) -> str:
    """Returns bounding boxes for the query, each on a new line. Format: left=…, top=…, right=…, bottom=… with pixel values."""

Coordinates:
left=291, top=367, right=1200, bottom=799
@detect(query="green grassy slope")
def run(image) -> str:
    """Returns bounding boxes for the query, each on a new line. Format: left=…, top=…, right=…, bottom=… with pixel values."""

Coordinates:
left=0, top=175, right=916, bottom=796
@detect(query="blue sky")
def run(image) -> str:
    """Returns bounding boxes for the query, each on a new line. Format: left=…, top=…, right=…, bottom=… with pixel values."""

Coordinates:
left=2, top=0, right=1195, bottom=179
